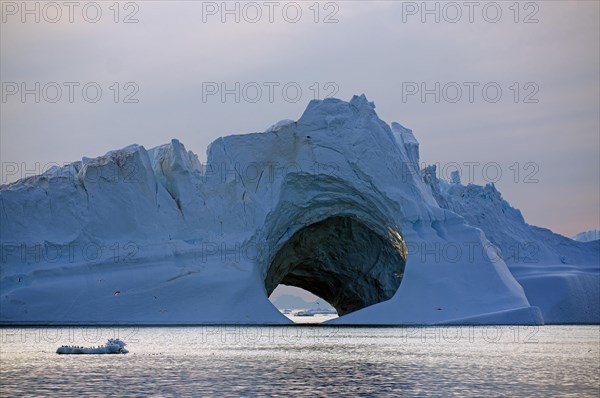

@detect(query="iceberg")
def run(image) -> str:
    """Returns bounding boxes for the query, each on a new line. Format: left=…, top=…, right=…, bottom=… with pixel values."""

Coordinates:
left=56, top=339, right=128, bottom=355
left=421, top=171, right=600, bottom=324
left=295, top=308, right=338, bottom=316
left=1, top=95, right=597, bottom=325
left=573, top=228, right=600, bottom=243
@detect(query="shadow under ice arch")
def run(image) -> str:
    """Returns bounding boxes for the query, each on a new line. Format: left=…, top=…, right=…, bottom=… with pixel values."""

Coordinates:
left=264, top=215, right=407, bottom=316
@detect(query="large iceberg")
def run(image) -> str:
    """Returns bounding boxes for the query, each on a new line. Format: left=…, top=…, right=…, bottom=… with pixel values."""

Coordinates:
left=1, top=95, right=597, bottom=325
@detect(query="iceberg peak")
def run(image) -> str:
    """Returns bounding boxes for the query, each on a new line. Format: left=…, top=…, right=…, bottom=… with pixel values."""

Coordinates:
left=350, top=93, right=376, bottom=110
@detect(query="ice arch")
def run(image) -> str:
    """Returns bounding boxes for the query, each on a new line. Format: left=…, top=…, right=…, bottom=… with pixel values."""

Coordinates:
left=0, top=95, right=548, bottom=325
left=264, top=216, right=407, bottom=316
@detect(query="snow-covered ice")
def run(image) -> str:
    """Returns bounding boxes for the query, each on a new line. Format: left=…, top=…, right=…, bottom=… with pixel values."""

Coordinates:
left=421, top=169, right=599, bottom=324
left=1, top=95, right=597, bottom=325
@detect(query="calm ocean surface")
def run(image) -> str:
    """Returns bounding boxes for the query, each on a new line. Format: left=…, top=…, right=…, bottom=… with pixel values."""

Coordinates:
left=1, top=326, right=598, bottom=397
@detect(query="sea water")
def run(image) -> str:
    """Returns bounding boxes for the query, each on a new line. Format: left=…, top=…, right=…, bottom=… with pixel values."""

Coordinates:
left=1, top=326, right=598, bottom=397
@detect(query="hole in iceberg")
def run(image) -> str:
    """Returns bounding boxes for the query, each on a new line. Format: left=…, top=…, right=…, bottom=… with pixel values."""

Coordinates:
left=269, top=284, right=338, bottom=323
left=265, top=216, right=407, bottom=318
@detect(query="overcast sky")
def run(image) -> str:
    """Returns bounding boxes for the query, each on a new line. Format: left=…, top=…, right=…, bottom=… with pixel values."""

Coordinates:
left=1, top=0, right=599, bottom=237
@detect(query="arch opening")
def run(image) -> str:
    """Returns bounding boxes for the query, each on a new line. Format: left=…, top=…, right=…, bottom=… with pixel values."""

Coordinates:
left=269, top=285, right=338, bottom=323
left=265, top=216, right=407, bottom=316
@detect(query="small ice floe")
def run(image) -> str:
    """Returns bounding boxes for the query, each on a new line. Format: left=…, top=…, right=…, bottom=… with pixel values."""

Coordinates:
left=56, top=339, right=129, bottom=355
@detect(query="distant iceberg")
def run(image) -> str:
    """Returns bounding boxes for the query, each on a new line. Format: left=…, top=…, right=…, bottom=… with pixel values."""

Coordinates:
left=295, top=308, right=338, bottom=316
left=573, top=228, right=600, bottom=243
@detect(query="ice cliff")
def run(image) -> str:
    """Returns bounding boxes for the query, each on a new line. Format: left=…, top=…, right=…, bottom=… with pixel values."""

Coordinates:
left=422, top=171, right=599, bottom=324
left=1, top=95, right=597, bottom=325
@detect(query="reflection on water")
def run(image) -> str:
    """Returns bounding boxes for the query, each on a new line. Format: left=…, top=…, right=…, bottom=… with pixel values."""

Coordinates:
left=1, top=326, right=598, bottom=397
left=284, top=313, right=338, bottom=324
